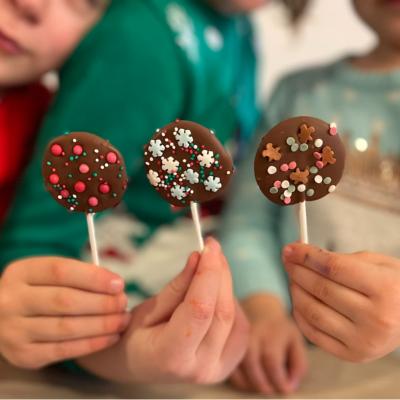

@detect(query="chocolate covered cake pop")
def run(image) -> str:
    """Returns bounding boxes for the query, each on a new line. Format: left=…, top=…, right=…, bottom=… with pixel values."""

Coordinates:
left=254, top=116, right=345, bottom=205
left=144, top=120, right=234, bottom=207
left=43, top=132, right=128, bottom=213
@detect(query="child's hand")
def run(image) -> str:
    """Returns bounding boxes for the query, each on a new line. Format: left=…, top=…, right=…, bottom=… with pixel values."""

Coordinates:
left=78, top=238, right=250, bottom=384
left=0, top=257, right=130, bottom=369
left=283, top=243, right=400, bottom=362
left=230, top=294, right=308, bottom=394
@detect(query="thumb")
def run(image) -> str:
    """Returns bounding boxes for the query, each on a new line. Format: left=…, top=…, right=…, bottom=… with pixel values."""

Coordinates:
left=143, top=252, right=200, bottom=326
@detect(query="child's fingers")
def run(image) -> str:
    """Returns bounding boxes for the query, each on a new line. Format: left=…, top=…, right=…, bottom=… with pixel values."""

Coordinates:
left=262, top=346, right=291, bottom=394
left=241, top=350, right=274, bottom=394
left=34, top=334, right=121, bottom=367
left=219, top=302, right=251, bottom=383
left=26, top=313, right=131, bottom=342
left=24, top=287, right=127, bottom=316
left=287, top=335, right=308, bottom=391
left=282, top=244, right=374, bottom=295
left=164, top=238, right=222, bottom=353
left=198, top=251, right=234, bottom=360
left=143, top=252, right=200, bottom=326
left=20, top=257, right=124, bottom=294
left=230, top=368, right=250, bottom=391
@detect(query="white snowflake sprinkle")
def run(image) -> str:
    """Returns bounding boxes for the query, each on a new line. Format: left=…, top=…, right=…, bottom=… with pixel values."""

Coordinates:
left=204, top=176, right=222, bottom=192
left=197, top=150, right=215, bottom=167
left=171, top=185, right=187, bottom=200
left=147, top=170, right=161, bottom=187
left=184, top=168, right=199, bottom=184
left=176, top=128, right=193, bottom=148
left=162, top=156, right=179, bottom=173
left=148, top=139, right=165, bottom=157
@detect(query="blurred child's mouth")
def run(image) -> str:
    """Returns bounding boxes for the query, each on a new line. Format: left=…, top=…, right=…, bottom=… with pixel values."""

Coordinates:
left=0, top=30, right=24, bottom=55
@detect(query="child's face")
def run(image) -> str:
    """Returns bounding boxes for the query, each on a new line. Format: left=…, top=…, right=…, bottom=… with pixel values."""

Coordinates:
left=208, top=0, right=267, bottom=13
left=0, top=0, right=108, bottom=87
left=353, top=0, right=400, bottom=48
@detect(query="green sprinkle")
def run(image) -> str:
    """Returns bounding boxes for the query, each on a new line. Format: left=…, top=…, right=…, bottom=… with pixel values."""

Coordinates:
left=269, top=187, right=279, bottom=194
left=69, top=156, right=74, bottom=161
left=310, top=166, right=318, bottom=174
left=215, top=154, right=220, bottom=159
left=291, top=144, right=299, bottom=152
left=324, top=177, right=332, bottom=184
left=68, top=173, right=73, bottom=178
left=92, top=172, right=98, bottom=177
left=288, top=185, right=296, bottom=193
left=286, top=137, right=296, bottom=146
left=119, top=166, right=124, bottom=171
left=88, top=208, right=93, bottom=213
left=46, top=161, right=52, bottom=166
left=306, top=189, right=315, bottom=197
left=83, top=152, right=87, bottom=156
left=300, top=144, right=309, bottom=152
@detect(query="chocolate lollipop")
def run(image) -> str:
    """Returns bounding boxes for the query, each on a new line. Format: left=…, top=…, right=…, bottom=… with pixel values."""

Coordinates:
left=42, top=132, right=128, bottom=264
left=254, top=116, right=345, bottom=243
left=144, top=120, right=234, bottom=250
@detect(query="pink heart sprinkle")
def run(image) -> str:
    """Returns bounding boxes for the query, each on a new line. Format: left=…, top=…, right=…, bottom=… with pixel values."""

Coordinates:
left=283, top=197, right=291, bottom=205
left=274, top=180, right=282, bottom=188
left=289, top=161, right=297, bottom=170
left=329, top=127, right=337, bottom=135
left=280, top=164, right=289, bottom=172
left=313, top=152, right=322, bottom=159
left=316, top=160, right=324, bottom=169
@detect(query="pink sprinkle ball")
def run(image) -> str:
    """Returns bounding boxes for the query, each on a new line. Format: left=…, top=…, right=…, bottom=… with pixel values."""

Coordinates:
left=74, top=181, right=86, bottom=193
left=283, top=197, right=291, bottom=205
left=60, top=189, right=69, bottom=198
left=313, top=152, right=322, bottom=160
left=280, top=163, right=289, bottom=172
left=99, top=183, right=110, bottom=194
left=273, top=180, right=282, bottom=188
left=329, top=126, right=337, bottom=136
left=106, top=152, right=118, bottom=164
left=289, top=161, right=297, bottom=170
left=316, top=161, right=324, bottom=169
left=79, top=163, right=90, bottom=174
left=73, top=145, right=83, bottom=155
left=88, top=197, right=99, bottom=207
left=51, top=144, right=63, bottom=156
left=49, top=174, right=59, bottom=184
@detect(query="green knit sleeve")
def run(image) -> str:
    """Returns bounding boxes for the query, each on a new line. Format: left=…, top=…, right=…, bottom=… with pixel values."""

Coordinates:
left=0, top=0, right=185, bottom=269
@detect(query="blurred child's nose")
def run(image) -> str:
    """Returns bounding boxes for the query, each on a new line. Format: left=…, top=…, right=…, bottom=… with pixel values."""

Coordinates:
left=11, top=0, right=47, bottom=25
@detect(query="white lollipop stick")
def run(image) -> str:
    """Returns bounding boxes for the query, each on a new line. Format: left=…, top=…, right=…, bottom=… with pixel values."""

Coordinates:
left=190, top=201, right=205, bottom=252
left=86, top=213, right=100, bottom=266
left=298, top=201, right=309, bottom=244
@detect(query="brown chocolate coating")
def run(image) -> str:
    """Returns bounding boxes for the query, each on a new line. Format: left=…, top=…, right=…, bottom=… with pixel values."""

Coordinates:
left=254, top=116, right=345, bottom=205
left=144, top=120, right=234, bottom=207
left=42, top=132, right=128, bottom=213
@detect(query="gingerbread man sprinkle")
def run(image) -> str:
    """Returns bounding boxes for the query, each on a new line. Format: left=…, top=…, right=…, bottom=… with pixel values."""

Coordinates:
left=262, top=143, right=282, bottom=161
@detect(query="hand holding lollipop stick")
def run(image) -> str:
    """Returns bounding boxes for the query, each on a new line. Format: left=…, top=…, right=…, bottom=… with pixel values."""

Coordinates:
left=254, top=116, right=345, bottom=244
left=42, top=132, right=128, bottom=265
left=144, top=120, right=234, bottom=251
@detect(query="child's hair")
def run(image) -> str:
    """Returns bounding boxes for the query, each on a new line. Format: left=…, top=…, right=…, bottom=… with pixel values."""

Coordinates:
left=280, top=0, right=310, bottom=23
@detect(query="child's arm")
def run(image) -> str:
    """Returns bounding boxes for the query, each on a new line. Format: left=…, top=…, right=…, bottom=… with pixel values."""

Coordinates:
left=0, top=257, right=128, bottom=369
left=220, top=134, right=307, bottom=394
left=283, top=243, right=400, bottom=363
left=76, top=238, right=250, bottom=384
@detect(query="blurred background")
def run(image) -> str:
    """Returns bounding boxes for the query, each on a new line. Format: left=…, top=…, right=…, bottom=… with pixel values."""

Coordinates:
left=254, top=0, right=374, bottom=98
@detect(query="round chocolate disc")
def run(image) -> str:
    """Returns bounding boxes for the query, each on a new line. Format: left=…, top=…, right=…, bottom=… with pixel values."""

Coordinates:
left=144, top=120, right=234, bottom=207
left=254, top=116, right=345, bottom=206
left=42, top=132, right=128, bottom=213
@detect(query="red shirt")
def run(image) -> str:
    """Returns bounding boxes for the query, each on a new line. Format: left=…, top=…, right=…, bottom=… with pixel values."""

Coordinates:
left=0, top=83, right=51, bottom=223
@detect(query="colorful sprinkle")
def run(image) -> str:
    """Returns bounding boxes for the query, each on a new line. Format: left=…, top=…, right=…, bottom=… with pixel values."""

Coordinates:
left=314, top=175, right=323, bottom=184
left=79, top=164, right=90, bottom=174
left=74, top=181, right=86, bottom=193
left=99, top=183, right=111, bottom=194
left=289, top=161, right=297, bottom=170
left=328, top=185, right=336, bottom=193
left=300, top=143, right=309, bottom=152
left=291, top=143, right=299, bottom=152
left=329, top=123, right=337, bottom=136
left=314, top=139, right=323, bottom=148
left=310, top=166, right=318, bottom=174
left=288, top=185, right=296, bottom=193
left=51, top=144, right=63, bottom=156
left=286, top=137, right=296, bottom=146
left=282, top=180, right=290, bottom=189
left=106, top=152, right=118, bottom=164
left=269, top=187, right=279, bottom=194
left=273, top=180, right=281, bottom=188
left=297, top=184, right=306, bottom=192
left=316, top=161, right=324, bottom=169
left=280, top=164, right=289, bottom=172
left=324, top=177, right=332, bottom=184
left=88, top=197, right=99, bottom=207
left=313, top=152, right=322, bottom=160
left=283, top=197, right=291, bottom=205
left=306, top=189, right=315, bottom=197
left=73, top=145, right=83, bottom=155
left=49, top=174, right=59, bottom=184
left=267, top=166, right=277, bottom=175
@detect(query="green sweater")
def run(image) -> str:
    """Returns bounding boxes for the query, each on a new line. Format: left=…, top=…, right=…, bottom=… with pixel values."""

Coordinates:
left=0, top=0, right=258, bottom=268
left=221, top=58, right=400, bottom=307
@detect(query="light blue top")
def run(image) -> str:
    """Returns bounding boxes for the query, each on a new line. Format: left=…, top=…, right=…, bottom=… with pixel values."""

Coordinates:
left=220, top=58, right=400, bottom=306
